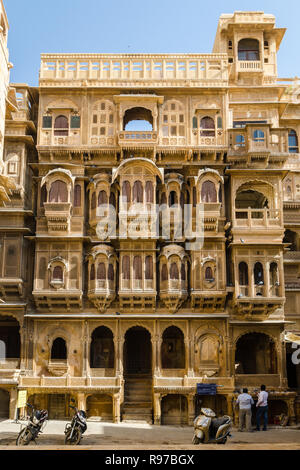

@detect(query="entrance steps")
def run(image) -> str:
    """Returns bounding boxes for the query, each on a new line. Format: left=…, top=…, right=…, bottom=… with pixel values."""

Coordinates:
left=123, top=376, right=153, bottom=423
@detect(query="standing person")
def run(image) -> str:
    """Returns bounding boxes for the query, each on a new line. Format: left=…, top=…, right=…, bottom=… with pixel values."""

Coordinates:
left=236, top=388, right=254, bottom=432
left=256, top=384, right=268, bottom=431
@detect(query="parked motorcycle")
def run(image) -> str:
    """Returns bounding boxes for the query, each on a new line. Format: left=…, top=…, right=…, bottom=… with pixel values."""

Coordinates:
left=192, top=407, right=232, bottom=445
left=64, top=400, right=87, bottom=445
left=16, top=403, right=48, bottom=446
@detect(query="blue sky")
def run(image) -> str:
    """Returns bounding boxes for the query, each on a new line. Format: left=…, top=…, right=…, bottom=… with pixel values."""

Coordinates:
left=4, top=0, right=300, bottom=86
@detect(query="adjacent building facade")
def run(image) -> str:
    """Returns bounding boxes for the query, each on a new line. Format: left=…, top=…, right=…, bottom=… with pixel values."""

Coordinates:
left=1, top=9, right=300, bottom=426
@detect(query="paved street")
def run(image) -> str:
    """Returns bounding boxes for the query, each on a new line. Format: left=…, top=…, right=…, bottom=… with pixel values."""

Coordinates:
left=0, top=419, right=300, bottom=450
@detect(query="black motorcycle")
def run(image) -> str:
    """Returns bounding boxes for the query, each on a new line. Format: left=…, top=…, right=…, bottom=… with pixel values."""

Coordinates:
left=64, top=401, right=87, bottom=445
left=16, top=403, right=48, bottom=446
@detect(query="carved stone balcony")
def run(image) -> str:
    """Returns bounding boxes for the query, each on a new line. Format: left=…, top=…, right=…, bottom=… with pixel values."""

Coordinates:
left=236, top=60, right=262, bottom=73
left=233, top=291, right=284, bottom=319
left=235, top=374, right=281, bottom=388
left=118, top=131, right=158, bottom=148
left=118, top=279, right=156, bottom=311
left=234, top=208, right=282, bottom=230
left=0, top=278, right=24, bottom=299
left=32, top=289, right=83, bottom=311
left=44, top=202, right=72, bottom=233
left=88, top=279, right=116, bottom=312
left=228, top=128, right=289, bottom=168
left=39, top=130, right=81, bottom=147
left=160, top=280, right=188, bottom=313
left=191, top=291, right=226, bottom=311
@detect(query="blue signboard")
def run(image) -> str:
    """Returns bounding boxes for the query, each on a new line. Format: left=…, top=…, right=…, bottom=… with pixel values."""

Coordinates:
left=197, top=383, right=217, bottom=395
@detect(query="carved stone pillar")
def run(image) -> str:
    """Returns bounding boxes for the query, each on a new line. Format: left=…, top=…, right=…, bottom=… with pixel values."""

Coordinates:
left=20, top=323, right=27, bottom=371
left=226, top=394, right=235, bottom=419
left=151, top=335, right=157, bottom=376
left=82, top=321, right=89, bottom=377
left=9, top=388, right=18, bottom=420
left=153, top=392, right=161, bottom=425
left=77, top=392, right=86, bottom=412
left=184, top=338, right=190, bottom=373
left=187, top=394, right=195, bottom=425
left=113, top=393, right=121, bottom=423
left=288, top=398, right=296, bottom=425
left=265, top=261, right=270, bottom=297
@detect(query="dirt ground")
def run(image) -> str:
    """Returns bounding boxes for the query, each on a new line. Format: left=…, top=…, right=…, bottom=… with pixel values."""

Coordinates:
left=0, top=419, right=300, bottom=450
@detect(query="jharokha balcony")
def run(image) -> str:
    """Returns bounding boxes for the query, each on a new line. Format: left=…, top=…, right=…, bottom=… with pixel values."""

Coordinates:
left=234, top=208, right=282, bottom=230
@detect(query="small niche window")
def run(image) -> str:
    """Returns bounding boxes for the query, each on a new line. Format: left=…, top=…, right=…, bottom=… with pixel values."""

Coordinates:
left=70, top=115, right=81, bottom=129
left=53, top=265, right=63, bottom=281
left=200, top=117, right=215, bottom=137
left=228, top=40, right=233, bottom=50
left=162, top=101, right=185, bottom=137
left=253, top=130, right=265, bottom=142
left=42, top=115, right=53, bottom=129
left=51, top=338, right=67, bottom=360
left=236, top=134, right=245, bottom=147
left=54, top=115, right=69, bottom=136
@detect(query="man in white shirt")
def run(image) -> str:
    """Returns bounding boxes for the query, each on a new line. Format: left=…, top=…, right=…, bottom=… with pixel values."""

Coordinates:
left=256, top=384, right=268, bottom=431
left=236, top=388, right=254, bottom=432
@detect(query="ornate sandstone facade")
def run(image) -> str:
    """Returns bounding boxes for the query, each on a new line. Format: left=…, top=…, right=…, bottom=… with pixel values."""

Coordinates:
left=1, top=10, right=300, bottom=426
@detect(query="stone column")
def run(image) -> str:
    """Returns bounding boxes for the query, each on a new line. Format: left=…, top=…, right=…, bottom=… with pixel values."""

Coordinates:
left=187, top=394, right=195, bottom=425
left=9, top=388, right=18, bottom=420
left=20, top=322, right=27, bottom=371
left=77, top=392, right=86, bottom=412
left=265, top=261, right=270, bottom=297
left=287, top=397, right=296, bottom=426
left=151, top=335, right=157, bottom=376
left=153, top=392, right=161, bottom=425
left=113, top=393, right=121, bottom=423
left=82, top=321, right=89, bottom=377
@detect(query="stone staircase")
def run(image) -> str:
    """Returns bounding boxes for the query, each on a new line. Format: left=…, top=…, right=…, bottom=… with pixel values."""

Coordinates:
left=122, top=375, right=153, bottom=423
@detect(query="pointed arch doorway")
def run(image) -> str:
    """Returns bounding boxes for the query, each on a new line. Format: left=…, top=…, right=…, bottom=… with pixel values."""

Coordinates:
left=123, top=326, right=153, bottom=423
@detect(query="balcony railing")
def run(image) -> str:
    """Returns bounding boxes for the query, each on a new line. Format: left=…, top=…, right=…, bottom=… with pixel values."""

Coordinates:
left=237, top=60, right=262, bottom=72
left=118, top=131, right=157, bottom=145
left=40, top=131, right=81, bottom=146
left=234, top=208, right=282, bottom=228
left=40, top=54, right=229, bottom=86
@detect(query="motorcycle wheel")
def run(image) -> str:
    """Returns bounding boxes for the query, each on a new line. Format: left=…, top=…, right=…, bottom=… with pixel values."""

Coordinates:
left=217, top=437, right=227, bottom=445
left=65, top=427, right=82, bottom=445
left=192, top=435, right=200, bottom=445
left=16, top=427, right=32, bottom=446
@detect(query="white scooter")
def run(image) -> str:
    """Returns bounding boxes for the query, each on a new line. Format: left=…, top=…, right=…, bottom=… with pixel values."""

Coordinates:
left=192, top=408, right=232, bottom=445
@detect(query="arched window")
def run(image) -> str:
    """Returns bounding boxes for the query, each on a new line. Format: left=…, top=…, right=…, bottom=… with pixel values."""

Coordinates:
left=161, top=264, right=168, bottom=282
left=122, top=256, right=130, bottom=280
left=133, top=256, right=142, bottom=280
left=253, top=130, right=265, bottom=142
left=169, top=191, right=178, bottom=206
left=122, top=181, right=131, bottom=203
left=254, top=262, right=264, bottom=285
left=145, top=181, right=154, bottom=203
left=201, top=180, right=217, bottom=203
left=200, top=117, right=215, bottom=137
left=54, top=115, right=69, bottom=136
left=40, top=184, right=47, bottom=207
left=108, top=264, right=114, bottom=281
left=97, top=262, right=106, bottom=280
left=288, top=130, right=299, bottom=153
left=170, top=262, right=179, bottom=280
left=109, top=192, right=116, bottom=208
left=90, top=264, right=95, bottom=281
left=238, top=38, right=260, bottom=61
left=74, top=184, right=81, bottom=207
left=98, top=190, right=108, bottom=206
left=181, top=263, right=186, bottom=281
left=270, top=262, right=279, bottom=287
left=239, top=262, right=248, bottom=285
left=51, top=338, right=67, bottom=360
left=91, top=192, right=96, bottom=210
left=145, top=256, right=153, bottom=280
left=162, top=326, right=185, bottom=369
left=90, top=326, right=115, bottom=368
left=53, top=265, right=63, bottom=281
left=49, top=180, right=68, bottom=203
left=133, top=181, right=143, bottom=203
left=192, top=116, right=198, bottom=129
left=205, top=266, right=213, bottom=281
